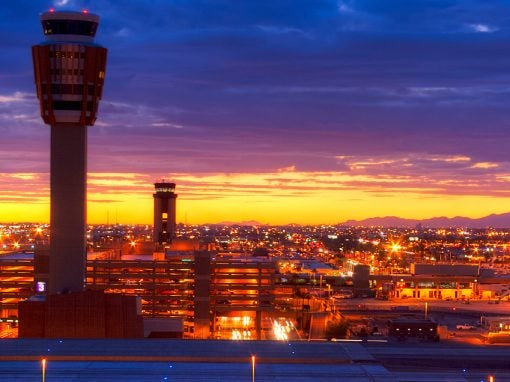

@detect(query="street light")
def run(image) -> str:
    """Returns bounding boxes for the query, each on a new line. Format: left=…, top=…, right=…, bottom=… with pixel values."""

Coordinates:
left=41, top=358, right=46, bottom=382
left=488, top=375, right=494, bottom=382
left=251, top=355, right=256, bottom=382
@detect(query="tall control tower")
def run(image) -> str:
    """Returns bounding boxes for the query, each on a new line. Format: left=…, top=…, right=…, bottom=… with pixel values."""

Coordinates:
left=153, top=182, right=178, bottom=245
left=32, top=10, right=107, bottom=294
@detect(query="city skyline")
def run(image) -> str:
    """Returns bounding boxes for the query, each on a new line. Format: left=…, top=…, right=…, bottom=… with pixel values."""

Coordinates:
left=2, top=0, right=510, bottom=225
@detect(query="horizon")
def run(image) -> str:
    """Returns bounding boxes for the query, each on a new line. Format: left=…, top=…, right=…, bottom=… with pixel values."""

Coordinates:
left=4, top=210, right=510, bottom=228
left=2, top=1, right=510, bottom=224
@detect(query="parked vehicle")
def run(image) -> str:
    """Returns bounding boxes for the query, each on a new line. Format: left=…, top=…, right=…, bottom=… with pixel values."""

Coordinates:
left=456, top=323, right=474, bottom=330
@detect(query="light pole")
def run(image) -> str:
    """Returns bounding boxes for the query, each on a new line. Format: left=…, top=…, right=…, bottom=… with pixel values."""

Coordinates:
left=41, top=358, right=46, bottom=382
left=251, top=355, right=256, bottom=382
left=327, top=284, right=333, bottom=312
left=424, top=301, right=428, bottom=320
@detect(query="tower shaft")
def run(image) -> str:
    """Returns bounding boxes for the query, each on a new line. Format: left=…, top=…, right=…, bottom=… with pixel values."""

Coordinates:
left=49, top=124, right=87, bottom=293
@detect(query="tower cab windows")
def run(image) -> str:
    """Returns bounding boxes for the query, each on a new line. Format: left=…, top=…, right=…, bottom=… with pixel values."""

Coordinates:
left=43, top=19, right=98, bottom=36
left=155, top=187, right=175, bottom=193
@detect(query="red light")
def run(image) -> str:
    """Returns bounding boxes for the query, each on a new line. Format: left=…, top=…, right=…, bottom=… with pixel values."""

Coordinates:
left=49, top=8, right=55, bottom=13
left=82, top=9, right=89, bottom=14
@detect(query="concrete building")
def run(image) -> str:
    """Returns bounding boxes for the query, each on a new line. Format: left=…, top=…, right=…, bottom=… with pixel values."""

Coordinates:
left=208, top=254, right=276, bottom=340
left=369, top=263, right=491, bottom=300
left=85, top=251, right=278, bottom=339
left=18, top=290, right=143, bottom=338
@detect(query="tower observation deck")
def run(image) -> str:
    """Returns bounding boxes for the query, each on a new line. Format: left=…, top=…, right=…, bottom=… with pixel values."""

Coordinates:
left=32, top=10, right=107, bottom=293
left=153, top=182, right=178, bottom=245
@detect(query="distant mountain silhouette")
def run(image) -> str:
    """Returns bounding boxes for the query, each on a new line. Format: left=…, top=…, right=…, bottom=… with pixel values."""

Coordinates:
left=340, top=213, right=510, bottom=228
left=214, top=220, right=263, bottom=226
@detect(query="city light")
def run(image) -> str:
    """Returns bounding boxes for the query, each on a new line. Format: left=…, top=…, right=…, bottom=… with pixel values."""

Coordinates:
left=41, top=358, right=46, bottom=382
left=390, top=242, right=402, bottom=253
left=273, top=319, right=291, bottom=341
left=231, top=329, right=252, bottom=340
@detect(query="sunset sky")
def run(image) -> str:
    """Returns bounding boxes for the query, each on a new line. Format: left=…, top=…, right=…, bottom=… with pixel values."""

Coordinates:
left=2, top=0, right=510, bottom=225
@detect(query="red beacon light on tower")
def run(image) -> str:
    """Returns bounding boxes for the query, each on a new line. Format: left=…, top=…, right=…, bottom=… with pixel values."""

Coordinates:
left=49, top=8, right=55, bottom=13
left=82, top=9, right=89, bottom=14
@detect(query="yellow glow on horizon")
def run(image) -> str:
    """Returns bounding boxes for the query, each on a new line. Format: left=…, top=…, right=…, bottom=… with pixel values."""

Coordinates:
left=2, top=170, right=510, bottom=224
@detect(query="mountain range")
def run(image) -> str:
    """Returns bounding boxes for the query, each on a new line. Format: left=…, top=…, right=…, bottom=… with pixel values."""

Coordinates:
left=339, top=213, right=510, bottom=228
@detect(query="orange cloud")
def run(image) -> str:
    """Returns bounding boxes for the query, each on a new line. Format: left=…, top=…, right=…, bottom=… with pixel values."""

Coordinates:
left=2, top=165, right=510, bottom=224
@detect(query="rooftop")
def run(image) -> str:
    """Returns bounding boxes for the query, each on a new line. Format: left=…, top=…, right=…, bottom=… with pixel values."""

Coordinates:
left=0, top=339, right=508, bottom=381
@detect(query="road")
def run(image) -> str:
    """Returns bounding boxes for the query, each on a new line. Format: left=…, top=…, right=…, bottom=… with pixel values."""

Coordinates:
left=333, top=297, right=510, bottom=315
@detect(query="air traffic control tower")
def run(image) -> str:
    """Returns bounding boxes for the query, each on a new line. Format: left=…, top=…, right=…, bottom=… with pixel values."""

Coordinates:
left=153, top=181, right=178, bottom=245
left=32, top=10, right=107, bottom=293
left=21, top=10, right=142, bottom=338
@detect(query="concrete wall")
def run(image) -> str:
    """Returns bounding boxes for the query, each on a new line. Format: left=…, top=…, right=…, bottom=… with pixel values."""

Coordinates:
left=19, top=290, right=143, bottom=338
left=411, top=264, right=479, bottom=276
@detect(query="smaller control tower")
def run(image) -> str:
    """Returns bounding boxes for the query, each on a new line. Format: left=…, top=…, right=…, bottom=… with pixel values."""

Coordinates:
left=153, top=181, right=178, bottom=245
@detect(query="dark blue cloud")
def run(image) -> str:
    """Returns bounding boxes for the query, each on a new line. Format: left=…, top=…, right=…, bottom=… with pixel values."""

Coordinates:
left=1, top=0, right=510, bottom=178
